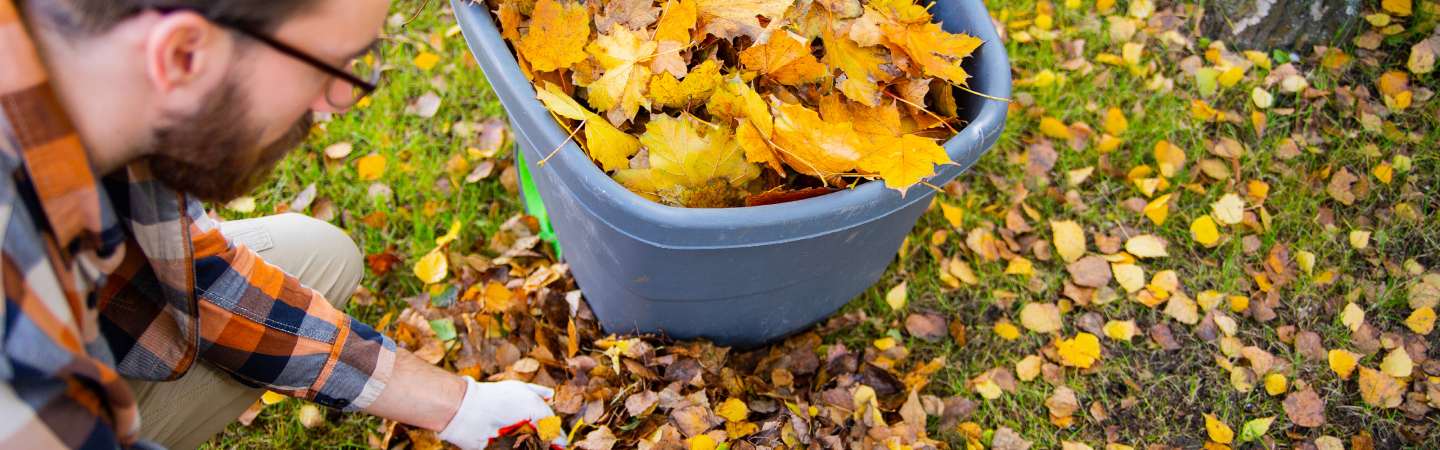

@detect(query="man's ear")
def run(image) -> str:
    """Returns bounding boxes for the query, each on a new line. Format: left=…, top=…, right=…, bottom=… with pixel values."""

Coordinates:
left=144, top=11, right=229, bottom=103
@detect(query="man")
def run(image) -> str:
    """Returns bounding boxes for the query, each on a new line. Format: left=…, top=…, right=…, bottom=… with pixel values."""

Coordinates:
left=0, top=0, right=562, bottom=448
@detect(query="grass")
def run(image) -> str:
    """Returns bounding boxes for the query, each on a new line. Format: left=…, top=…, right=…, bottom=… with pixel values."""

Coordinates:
left=209, top=0, right=1439, bottom=448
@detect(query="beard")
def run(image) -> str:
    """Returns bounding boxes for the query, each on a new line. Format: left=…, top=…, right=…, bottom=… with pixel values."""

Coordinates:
left=145, top=78, right=313, bottom=203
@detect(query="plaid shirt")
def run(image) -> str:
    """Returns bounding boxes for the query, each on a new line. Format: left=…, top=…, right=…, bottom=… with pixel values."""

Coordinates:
left=0, top=2, right=396, bottom=448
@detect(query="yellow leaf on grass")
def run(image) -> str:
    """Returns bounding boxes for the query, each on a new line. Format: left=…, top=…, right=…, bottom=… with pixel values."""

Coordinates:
left=1016, top=354, right=1043, bottom=381
left=414, top=250, right=448, bottom=284
left=1051, top=220, right=1087, bottom=263
left=1005, top=257, right=1034, bottom=277
left=1104, top=107, right=1128, bottom=135
left=994, top=320, right=1021, bottom=341
left=1349, top=230, right=1371, bottom=249
left=1380, top=347, right=1413, bottom=378
left=1264, top=373, right=1287, bottom=395
left=1373, top=161, right=1394, bottom=184
left=517, top=0, right=591, bottom=72
left=1143, top=193, right=1171, bottom=225
left=858, top=134, right=952, bottom=192
left=1406, top=307, right=1435, bottom=334
left=1057, top=333, right=1102, bottom=368
left=1103, top=320, right=1137, bottom=342
left=717, top=398, right=749, bottom=422
left=939, top=202, right=964, bottom=228
left=1040, top=117, right=1073, bottom=140
left=1328, top=349, right=1359, bottom=380
left=1020, top=302, right=1062, bottom=334
left=1153, top=140, right=1186, bottom=177
left=1217, top=66, right=1245, bottom=87
left=1125, top=234, right=1169, bottom=258
left=1296, top=250, right=1316, bottom=275
left=1191, top=215, right=1221, bottom=247
left=357, top=153, right=386, bottom=181
left=1113, top=263, right=1146, bottom=293
left=1341, top=302, right=1365, bottom=332
left=412, top=51, right=442, bottom=71
left=537, top=416, right=563, bottom=442
left=1204, top=413, right=1234, bottom=444
left=886, top=281, right=908, bottom=311
left=1211, top=193, right=1244, bottom=225
left=1383, top=0, right=1412, bottom=16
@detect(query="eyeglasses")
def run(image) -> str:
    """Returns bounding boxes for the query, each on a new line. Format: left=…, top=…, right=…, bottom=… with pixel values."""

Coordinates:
left=152, top=6, right=384, bottom=109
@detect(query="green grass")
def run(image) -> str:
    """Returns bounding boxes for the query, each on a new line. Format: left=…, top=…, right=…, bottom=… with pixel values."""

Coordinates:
left=209, top=0, right=1439, bottom=448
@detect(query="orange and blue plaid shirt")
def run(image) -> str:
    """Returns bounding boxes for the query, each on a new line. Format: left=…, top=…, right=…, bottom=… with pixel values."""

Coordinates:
left=0, top=2, right=395, bottom=448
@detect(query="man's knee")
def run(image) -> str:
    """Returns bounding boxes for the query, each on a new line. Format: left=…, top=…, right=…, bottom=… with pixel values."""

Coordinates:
left=226, top=213, right=364, bottom=306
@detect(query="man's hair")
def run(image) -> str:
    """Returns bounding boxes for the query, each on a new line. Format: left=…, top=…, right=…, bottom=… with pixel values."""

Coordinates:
left=24, top=0, right=316, bottom=35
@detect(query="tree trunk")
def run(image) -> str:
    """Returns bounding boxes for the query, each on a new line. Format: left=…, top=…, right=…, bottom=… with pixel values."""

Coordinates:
left=1201, top=0, right=1363, bottom=51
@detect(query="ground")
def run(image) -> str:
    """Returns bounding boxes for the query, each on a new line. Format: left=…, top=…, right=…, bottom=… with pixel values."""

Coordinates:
left=207, top=0, right=1439, bottom=448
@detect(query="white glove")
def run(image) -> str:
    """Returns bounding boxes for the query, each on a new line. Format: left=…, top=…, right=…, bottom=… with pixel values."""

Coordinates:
left=438, top=377, right=567, bottom=450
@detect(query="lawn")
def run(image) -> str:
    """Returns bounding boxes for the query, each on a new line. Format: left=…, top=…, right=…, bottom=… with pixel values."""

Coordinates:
left=208, top=0, right=1439, bottom=448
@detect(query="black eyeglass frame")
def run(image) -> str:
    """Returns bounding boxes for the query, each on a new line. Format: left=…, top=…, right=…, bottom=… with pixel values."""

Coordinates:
left=150, top=6, right=381, bottom=106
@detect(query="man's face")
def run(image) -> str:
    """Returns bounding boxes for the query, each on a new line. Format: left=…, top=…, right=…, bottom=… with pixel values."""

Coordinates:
left=146, top=0, right=390, bottom=202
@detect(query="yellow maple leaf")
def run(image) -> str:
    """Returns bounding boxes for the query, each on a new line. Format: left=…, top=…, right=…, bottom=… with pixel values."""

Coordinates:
left=613, top=114, right=759, bottom=206
left=587, top=24, right=657, bottom=123
left=769, top=102, right=865, bottom=178
left=534, top=82, right=641, bottom=171
left=740, top=32, right=828, bottom=86
left=881, top=21, right=983, bottom=86
left=857, top=134, right=951, bottom=192
left=650, top=59, right=722, bottom=108
left=1328, top=349, right=1359, bottom=380
left=1057, top=332, right=1101, bottom=368
left=822, top=29, right=889, bottom=106
left=517, top=0, right=591, bottom=72
left=1204, top=413, right=1234, bottom=444
left=654, top=0, right=699, bottom=44
left=356, top=153, right=386, bottom=181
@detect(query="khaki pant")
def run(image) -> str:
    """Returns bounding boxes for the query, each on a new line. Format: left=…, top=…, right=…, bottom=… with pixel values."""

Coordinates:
left=125, top=213, right=365, bottom=450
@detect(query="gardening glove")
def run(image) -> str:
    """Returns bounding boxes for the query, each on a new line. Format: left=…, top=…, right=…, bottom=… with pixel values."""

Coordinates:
left=437, top=377, right=567, bottom=450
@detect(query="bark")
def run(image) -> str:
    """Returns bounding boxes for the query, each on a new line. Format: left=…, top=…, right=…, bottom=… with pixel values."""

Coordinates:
left=1200, top=0, right=1364, bottom=51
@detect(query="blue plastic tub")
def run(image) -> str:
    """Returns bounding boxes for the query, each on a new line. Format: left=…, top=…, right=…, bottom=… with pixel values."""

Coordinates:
left=454, top=0, right=1010, bottom=347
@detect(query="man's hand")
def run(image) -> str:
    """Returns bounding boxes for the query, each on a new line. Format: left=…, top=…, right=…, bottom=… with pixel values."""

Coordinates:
left=438, top=378, right=567, bottom=450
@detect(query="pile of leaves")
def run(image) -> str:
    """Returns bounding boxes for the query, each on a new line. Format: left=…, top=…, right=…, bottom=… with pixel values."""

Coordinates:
left=347, top=212, right=972, bottom=450
left=488, top=0, right=985, bottom=207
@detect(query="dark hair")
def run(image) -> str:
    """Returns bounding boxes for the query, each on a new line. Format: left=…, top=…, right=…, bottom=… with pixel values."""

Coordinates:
left=23, top=0, right=316, bottom=34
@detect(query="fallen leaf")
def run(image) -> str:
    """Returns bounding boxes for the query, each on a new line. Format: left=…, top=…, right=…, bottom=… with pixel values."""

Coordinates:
left=1124, top=234, right=1169, bottom=258
left=413, top=250, right=448, bottom=284
left=1057, top=332, right=1101, bottom=368
left=1211, top=193, right=1244, bottom=226
left=1326, top=168, right=1358, bottom=205
left=357, top=153, right=386, bottom=181
left=576, top=425, right=618, bottom=450
left=1379, top=347, right=1412, bottom=378
left=1406, top=307, right=1435, bottom=334
left=1020, top=302, right=1063, bottom=334
left=1068, top=256, right=1112, bottom=288
left=1283, top=388, right=1327, bottom=428
left=1204, top=413, right=1233, bottom=444
left=1103, top=320, right=1137, bottom=341
left=992, top=426, right=1033, bottom=450
left=1357, top=366, right=1404, bottom=408
left=1329, top=349, right=1359, bottom=380
left=1113, top=263, right=1145, bottom=293
left=518, top=0, right=592, bottom=72
left=1236, top=416, right=1275, bottom=443
left=1051, top=220, right=1087, bottom=263
left=1341, top=302, right=1365, bottom=332
left=886, top=282, right=908, bottom=311
left=1191, top=215, right=1221, bottom=247
left=297, top=404, right=324, bottom=428
left=905, top=313, right=948, bottom=341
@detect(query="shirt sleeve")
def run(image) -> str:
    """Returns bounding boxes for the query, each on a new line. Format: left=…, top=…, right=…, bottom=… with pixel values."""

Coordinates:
left=184, top=201, right=395, bottom=411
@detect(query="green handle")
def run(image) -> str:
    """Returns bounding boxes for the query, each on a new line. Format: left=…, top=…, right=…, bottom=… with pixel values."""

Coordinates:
left=515, top=149, right=561, bottom=258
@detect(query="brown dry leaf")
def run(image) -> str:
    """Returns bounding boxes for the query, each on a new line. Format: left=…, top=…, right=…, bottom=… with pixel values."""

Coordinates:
left=517, top=0, right=592, bottom=72
left=1284, top=388, right=1327, bottom=428
left=992, top=426, right=1033, bottom=450
left=1326, top=167, right=1358, bottom=205
left=905, top=313, right=948, bottom=341
left=1068, top=255, right=1112, bottom=288
left=576, top=425, right=618, bottom=450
